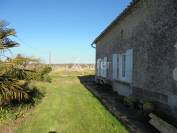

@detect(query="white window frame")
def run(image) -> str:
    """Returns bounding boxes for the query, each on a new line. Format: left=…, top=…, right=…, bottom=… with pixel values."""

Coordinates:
left=114, top=49, right=133, bottom=83
left=96, top=58, right=101, bottom=76
left=122, top=54, right=126, bottom=78
left=125, top=49, right=133, bottom=83
left=112, top=54, right=118, bottom=80
left=103, top=57, right=107, bottom=78
left=100, top=58, right=104, bottom=77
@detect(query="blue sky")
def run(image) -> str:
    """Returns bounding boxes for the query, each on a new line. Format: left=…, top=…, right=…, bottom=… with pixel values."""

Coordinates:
left=1, top=0, right=131, bottom=64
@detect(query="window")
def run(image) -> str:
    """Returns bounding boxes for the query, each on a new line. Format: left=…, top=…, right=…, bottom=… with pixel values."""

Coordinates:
left=122, top=54, right=126, bottom=77
left=113, top=49, right=133, bottom=82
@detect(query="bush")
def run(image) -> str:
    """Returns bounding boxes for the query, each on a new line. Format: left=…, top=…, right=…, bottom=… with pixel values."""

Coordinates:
left=0, top=76, right=45, bottom=106
left=27, top=85, right=45, bottom=104
left=0, top=107, right=8, bottom=121
left=0, top=76, right=30, bottom=105
left=42, top=75, right=52, bottom=82
left=40, top=66, right=52, bottom=75
left=28, top=66, right=52, bottom=82
left=5, top=67, right=35, bottom=80
left=124, top=96, right=139, bottom=108
left=17, top=80, right=28, bottom=88
left=143, top=101, right=154, bottom=114
left=0, top=104, right=32, bottom=122
left=6, top=68, right=27, bottom=80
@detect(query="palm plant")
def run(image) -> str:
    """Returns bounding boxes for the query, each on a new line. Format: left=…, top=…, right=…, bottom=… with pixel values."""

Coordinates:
left=0, top=20, right=19, bottom=50
left=0, top=76, right=29, bottom=105
left=0, top=20, right=30, bottom=105
left=5, top=55, right=38, bottom=80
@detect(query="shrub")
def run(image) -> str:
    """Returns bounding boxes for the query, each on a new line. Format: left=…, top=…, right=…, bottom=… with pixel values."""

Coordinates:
left=17, top=80, right=28, bottom=88
left=40, top=66, right=52, bottom=75
left=0, top=21, right=45, bottom=108
left=0, top=76, right=30, bottom=105
left=42, top=75, right=52, bottom=82
left=27, top=85, right=44, bottom=104
left=124, top=96, right=139, bottom=108
left=143, top=101, right=154, bottom=114
left=29, top=66, right=52, bottom=82
left=5, top=67, right=36, bottom=81
left=0, top=104, right=32, bottom=122
left=0, top=107, right=13, bottom=121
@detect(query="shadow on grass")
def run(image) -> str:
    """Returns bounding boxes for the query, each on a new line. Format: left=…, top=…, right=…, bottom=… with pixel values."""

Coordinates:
left=77, top=75, right=114, bottom=95
left=77, top=75, right=95, bottom=84
left=77, top=75, right=130, bottom=128
left=77, top=75, right=159, bottom=133
left=27, top=86, right=45, bottom=105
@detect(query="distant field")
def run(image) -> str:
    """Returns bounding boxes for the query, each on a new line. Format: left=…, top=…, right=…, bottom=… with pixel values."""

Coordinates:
left=50, top=64, right=95, bottom=71
left=16, top=69, right=128, bottom=133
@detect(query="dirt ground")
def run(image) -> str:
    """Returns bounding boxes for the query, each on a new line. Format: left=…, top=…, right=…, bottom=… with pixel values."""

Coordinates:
left=78, top=75, right=159, bottom=133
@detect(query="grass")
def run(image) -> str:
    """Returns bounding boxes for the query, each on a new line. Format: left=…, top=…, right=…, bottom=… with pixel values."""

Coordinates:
left=15, top=69, right=128, bottom=133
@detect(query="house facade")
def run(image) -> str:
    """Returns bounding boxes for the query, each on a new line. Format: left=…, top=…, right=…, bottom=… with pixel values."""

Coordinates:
left=92, top=0, right=177, bottom=119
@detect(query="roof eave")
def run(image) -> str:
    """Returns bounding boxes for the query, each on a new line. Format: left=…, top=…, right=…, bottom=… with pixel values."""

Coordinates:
left=91, top=0, right=140, bottom=45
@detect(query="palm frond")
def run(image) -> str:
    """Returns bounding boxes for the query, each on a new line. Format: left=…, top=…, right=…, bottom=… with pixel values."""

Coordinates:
left=0, top=76, right=29, bottom=105
left=0, top=20, right=19, bottom=50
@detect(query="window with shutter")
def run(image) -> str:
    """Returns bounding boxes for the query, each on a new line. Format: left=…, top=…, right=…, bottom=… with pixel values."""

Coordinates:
left=111, top=49, right=133, bottom=82
left=117, top=55, right=119, bottom=79
left=112, top=54, right=118, bottom=80
left=125, top=49, right=133, bottom=82
left=118, top=49, right=133, bottom=83
left=122, top=54, right=126, bottom=78
left=96, top=58, right=101, bottom=76
left=100, top=59, right=103, bottom=77
left=103, top=57, right=107, bottom=78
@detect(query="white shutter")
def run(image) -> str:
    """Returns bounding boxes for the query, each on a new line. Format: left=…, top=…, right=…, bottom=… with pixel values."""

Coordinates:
left=126, top=49, right=133, bottom=82
left=119, top=54, right=123, bottom=80
left=96, top=59, right=100, bottom=76
left=112, top=54, right=118, bottom=80
left=101, top=59, right=104, bottom=77
left=117, top=54, right=120, bottom=80
left=103, top=57, right=107, bottom=78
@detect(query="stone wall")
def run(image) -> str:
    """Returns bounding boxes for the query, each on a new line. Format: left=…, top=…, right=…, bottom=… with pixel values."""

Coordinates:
left=96, top=0, right=177, bottom=117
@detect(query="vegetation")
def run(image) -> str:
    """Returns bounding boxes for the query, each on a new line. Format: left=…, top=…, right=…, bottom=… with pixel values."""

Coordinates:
left=29, top=65, right=52, bottom=82
left=0, top=20, right=50, bottom=124
left=15, top=70, right=128, bottom=133
left=143, top=101, right=154, bottom=114
left=0, top=20, right=128, bottom=132
left=0, top=20, right=19, bottom=49
left=0, top=21, right=30, bottom=105
left=124, top=96, right=139, bottom=108
left=5, top=55, right=38, bottom=80
left=0, top=76, right=29, bottom=105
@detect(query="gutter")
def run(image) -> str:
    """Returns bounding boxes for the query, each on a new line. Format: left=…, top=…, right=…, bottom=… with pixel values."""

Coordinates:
left=91, top=43, right=96, bottom=48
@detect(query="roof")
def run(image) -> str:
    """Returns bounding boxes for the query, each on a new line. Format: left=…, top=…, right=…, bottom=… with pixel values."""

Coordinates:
left=91, top=0, right=140, bottom=47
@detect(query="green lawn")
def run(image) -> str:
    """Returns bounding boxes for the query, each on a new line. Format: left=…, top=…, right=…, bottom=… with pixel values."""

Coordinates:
left=16, top=70, right=128, bottom=133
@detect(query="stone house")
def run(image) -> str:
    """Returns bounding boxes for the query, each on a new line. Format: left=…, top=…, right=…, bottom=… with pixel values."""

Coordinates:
left=91, top=0, right=177, bottom=120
